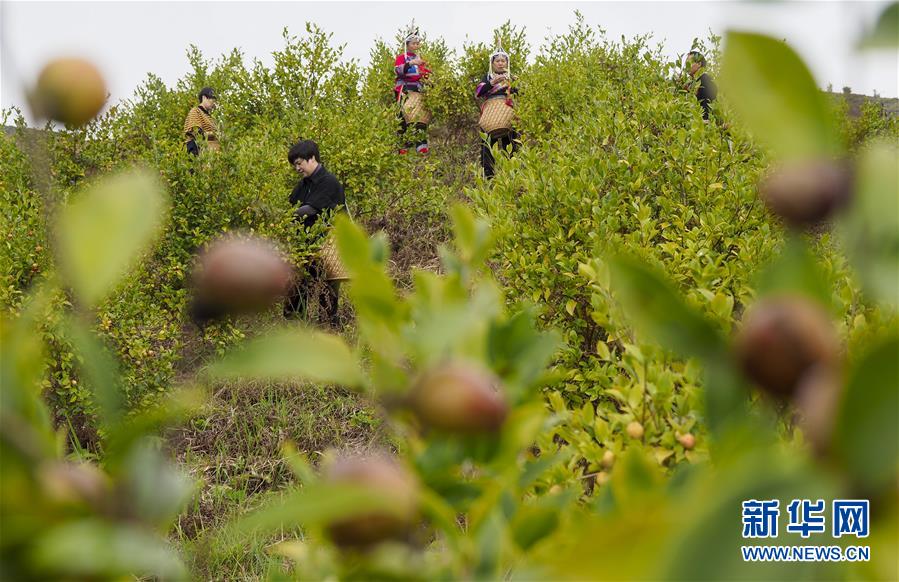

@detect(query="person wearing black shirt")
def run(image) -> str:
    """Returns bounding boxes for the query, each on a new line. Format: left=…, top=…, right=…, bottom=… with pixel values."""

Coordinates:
left=284, top=140, right=346, bottom=325
left=475, top=50, right=520, bottom=179
left=685, top=51, right=717, bottom=120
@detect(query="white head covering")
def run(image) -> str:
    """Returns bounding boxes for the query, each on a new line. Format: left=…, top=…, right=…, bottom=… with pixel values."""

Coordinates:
left=488, top=47, right=511, bottom=81
left=404, top=23, right=421, bottom=49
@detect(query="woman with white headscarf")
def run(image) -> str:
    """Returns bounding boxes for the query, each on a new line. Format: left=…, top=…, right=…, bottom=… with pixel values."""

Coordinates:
left=475, top=48, right=519, bottom=179
left=395, top=27, right=432, bottom=154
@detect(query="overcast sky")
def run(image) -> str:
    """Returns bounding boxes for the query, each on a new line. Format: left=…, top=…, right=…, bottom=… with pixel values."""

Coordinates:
left=1, top=1, right=896, bottom=125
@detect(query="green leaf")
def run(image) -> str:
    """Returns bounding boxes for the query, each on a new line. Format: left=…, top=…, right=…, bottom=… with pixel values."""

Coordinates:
left=833, top=335, right=899, bottom=491
left=334, top=216, right=404, bottom=331
left=608, top=257, right=750, bottom=436
left=104, top=386, right=204, bottom=468
left=596, top=340, right=611, bottom=360
left=703, top=359, right=751, bottom=440
left=450, top=203, right=494, bottom=269
left=487, top=305, right=560, bottom=385
left=65, top=316, right=124, bottom=427
left=609, top=448, right=665, bottom=510
left=473, top=508, right=505, bottom=579
left=29, top=519, right=186, bottom=580
left=608, top=256, right=725, bottom=360
left=839, top=140, right=899, bottom=309
left=0, top=288, right=53, bottom=441
left=858, top=2, right=899, bottom=49
left=756, top=235, right=833, bottom=309
left=207, top=327, right=364, bottom=388
left=517, top=450, right=570, bottom=490
left=662, top=452, right=840, bottom=581
left=56, top=169, right=168, bottom=306
left=119, top=440, right=194, bottom=528
left=234, top=483, right=406, bottom=535
left=511, top=495, right=570, bottom=550
left=720, top=32, right=841, bottom=161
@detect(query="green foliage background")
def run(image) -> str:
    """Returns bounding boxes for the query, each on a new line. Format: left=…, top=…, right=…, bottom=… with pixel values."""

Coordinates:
left=2, top=15, right=897, bottom=580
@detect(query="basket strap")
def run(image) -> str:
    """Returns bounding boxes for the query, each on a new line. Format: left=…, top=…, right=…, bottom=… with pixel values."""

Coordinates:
left=343, top=200, right=356, bottom=223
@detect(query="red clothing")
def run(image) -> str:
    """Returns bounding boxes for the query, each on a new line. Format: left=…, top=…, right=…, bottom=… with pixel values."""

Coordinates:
left=394, top=52, right=428, bottom=96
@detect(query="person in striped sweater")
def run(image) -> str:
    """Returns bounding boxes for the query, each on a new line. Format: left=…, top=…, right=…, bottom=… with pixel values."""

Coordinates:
left=476, top=50, right=519, bottom=179
left=395, top=30, right=431, bottom=154
left=183, top=87, right=219, bottom=156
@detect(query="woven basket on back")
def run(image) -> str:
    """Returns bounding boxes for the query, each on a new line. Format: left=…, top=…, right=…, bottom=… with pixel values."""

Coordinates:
left=478, top=97, right=515, bottom=136
left=319, top=236, right=350, bottom=282
left=401, top=90, right=432, bottom=125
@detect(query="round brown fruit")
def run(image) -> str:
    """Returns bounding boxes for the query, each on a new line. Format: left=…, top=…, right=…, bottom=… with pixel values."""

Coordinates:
left=409, top=363, right=508, bottom=434
left=595, top=471, right=610, bottom=486
left=677, top=433, right=696, bottom=450
left=735, top=296, right=840, bottom=399
left=626, top=421, right=644, bottom=439
left=30, top=58, right=107, bottom=127
left=324, top=454, right=419, bottom=549
left=601, top=450, right=615, bottom=469
left=759, top=159, right=853, bottom=228
left=191, top=234, right=294, bottom=317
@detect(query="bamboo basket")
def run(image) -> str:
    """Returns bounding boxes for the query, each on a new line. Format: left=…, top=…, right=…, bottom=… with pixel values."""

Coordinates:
left=319, top=235, right=350, bottom=282
left=478, top=97, right=515, bottom=136
left=401, top=90, right=432, bottom=125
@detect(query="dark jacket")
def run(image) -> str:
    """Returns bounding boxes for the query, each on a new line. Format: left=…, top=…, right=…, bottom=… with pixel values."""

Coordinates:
left=695, top=73, right=717, bottom=120
left=289, top=164, right=345, bottom=228
left=476, top=74, right=518, bottom=100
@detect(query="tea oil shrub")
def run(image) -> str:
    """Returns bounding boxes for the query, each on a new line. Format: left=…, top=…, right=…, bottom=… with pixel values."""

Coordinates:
left=2, top=14, right=898, bottom=581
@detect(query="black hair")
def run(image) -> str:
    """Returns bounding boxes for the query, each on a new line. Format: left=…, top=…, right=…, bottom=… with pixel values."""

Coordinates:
left=687, top=51, right=706, bottom=67
left=287, top=140, right=320, bottom=164
left=198, top=86, right=217, bottom=102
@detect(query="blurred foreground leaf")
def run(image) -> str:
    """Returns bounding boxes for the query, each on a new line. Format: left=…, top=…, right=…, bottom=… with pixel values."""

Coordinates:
left=721, top=32, right=841, bottom=161
left=0, top=290, right=53, bottom=439
left=756, top=236, right=833, bottom=309
left=118, top=441, right=194, bottom=528
left=858, top=2, right=899, bottom=49
left=233, top=483, right=407, bottom=535
left=511, top=491, right=572, bottom=551
left=839, top=140, right=899, bottom=309
left=65, top=316, right=124, bottom=426
left=56, top=168, right=168, bottom=307
left=609, top=257, right=748, bottom=437
left=334, top=216, right=405, bottom=331
left=833, top=335, right=899, bottom=492
left=661, top=452, right=840, bottom=581
left=207, top=327, right=364, bottom=388
left=608, top=256, right=725, bottom=360
left=29, top=519, right=186, bottom=580
left=449, top=203, right=494, bottom=271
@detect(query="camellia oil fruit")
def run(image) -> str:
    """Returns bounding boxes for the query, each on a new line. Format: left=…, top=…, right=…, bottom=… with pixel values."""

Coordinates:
left=759, top=159, right=853, bottom=228
left=190, top=234, right=294, bottom=320
left=677, top=433, right=696, bottom=450
left=408, top=362, right=508, bottom=434
left=324, top=454, right=419, bottom=549
left=735, top=295, right=840, bottom=399
left=30, top=58, right=107, bottom=127
left=626, top=421, right=644, bottom=439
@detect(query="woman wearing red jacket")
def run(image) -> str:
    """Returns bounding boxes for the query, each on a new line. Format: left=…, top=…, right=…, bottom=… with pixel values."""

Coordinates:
left=395, top=29, right=431, bottom=154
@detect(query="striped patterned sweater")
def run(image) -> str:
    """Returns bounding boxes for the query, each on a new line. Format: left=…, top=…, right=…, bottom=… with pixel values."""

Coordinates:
left=183, top=105, right=219, bottom=149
